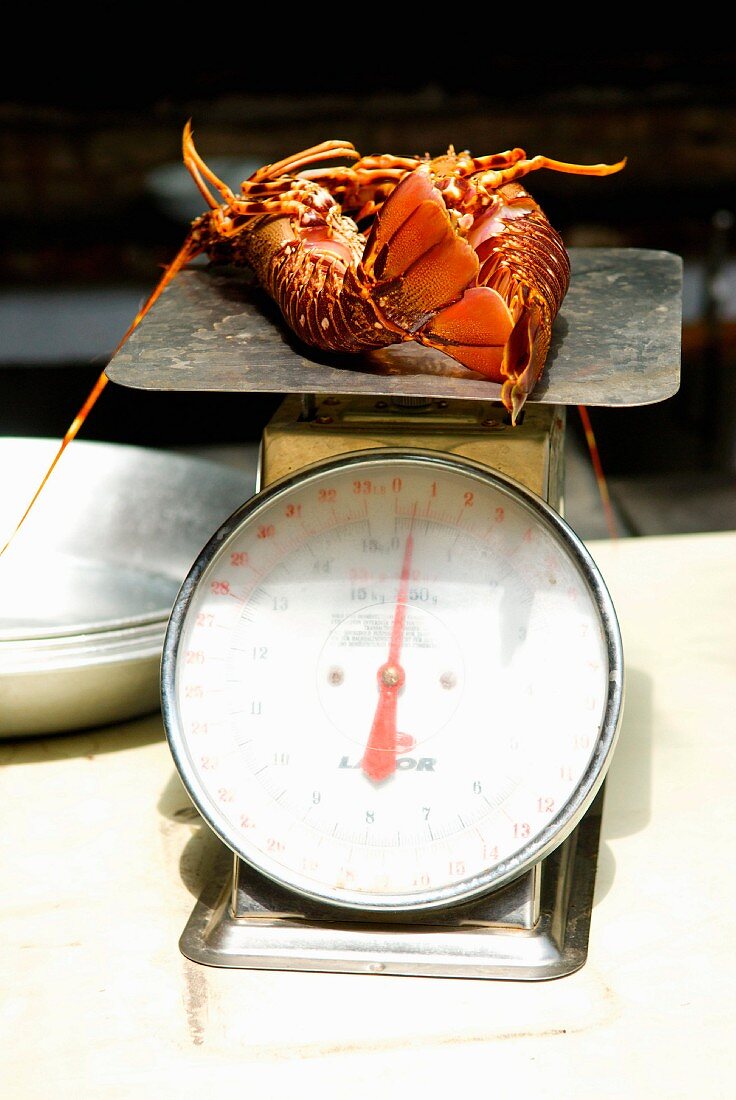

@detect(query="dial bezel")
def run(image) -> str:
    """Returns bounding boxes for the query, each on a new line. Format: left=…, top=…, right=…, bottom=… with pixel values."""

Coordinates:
left=162, top=449, right=623, bottom=913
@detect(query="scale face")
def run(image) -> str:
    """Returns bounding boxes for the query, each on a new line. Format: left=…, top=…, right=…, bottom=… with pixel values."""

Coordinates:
left=162, top=448, right=623, bottom=976
left=106, top=248, right=681, bottom=979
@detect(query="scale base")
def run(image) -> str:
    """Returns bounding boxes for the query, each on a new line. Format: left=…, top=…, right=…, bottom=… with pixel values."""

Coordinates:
left=179, top=790, right=605, bottom=980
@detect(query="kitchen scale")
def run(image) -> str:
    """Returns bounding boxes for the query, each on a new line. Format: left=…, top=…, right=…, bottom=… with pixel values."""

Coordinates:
left=108, top=246, right=681, bottom=980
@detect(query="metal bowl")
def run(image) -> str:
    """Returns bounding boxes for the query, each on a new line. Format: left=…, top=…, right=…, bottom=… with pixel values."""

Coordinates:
left=0, top=438, right=254, bottom=737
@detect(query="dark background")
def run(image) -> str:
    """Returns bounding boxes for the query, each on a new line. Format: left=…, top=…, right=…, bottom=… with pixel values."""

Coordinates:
left=1, top=50, right=734, bottom=502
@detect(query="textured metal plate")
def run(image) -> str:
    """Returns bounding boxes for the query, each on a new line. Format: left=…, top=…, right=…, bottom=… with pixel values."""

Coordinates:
left=108, top=248, right=682, bottom=408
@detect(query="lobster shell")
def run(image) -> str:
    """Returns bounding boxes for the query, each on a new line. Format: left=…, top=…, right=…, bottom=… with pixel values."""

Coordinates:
left=181, top=131, right=624, bottom=421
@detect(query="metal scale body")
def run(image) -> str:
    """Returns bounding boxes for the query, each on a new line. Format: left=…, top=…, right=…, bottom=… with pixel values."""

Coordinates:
left=109, top=247, right=682, bottom=979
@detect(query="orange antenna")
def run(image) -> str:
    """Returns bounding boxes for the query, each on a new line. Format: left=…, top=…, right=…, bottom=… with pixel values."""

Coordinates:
left=577, top=405, right=619, bottom=541
left=0, top=238, right=202, bottom=559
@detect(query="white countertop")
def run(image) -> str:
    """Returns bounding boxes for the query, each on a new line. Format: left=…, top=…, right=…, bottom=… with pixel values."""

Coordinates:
left=2, top=531, right=735, bottom=1098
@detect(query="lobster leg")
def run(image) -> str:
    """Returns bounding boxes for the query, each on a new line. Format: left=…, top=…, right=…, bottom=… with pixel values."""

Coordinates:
left=184, top=123, right=360, bottom=200
left=251, top=140, right=360, bottom=181
left=475, top=153, right=627, bottom=191
left=183, top=127, right=353, bottom=232
left=197, top=192, right=330, bottom=235
left=419, top=203, right=569, bottom=424
left=469, top=148, right=528, bottom=170
left=301, top=154, right=422, bottom=219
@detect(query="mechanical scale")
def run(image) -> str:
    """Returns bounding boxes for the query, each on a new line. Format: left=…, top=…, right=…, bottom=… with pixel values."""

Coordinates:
left=108, top=247, right=682, bottom=979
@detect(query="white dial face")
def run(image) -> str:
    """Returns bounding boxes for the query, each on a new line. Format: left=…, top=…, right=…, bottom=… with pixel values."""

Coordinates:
left=164, top=453, right=620, bottom=912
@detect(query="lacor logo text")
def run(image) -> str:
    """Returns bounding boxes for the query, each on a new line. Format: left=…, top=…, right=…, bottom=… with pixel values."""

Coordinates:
left=339, top=756, right=436, bottom=771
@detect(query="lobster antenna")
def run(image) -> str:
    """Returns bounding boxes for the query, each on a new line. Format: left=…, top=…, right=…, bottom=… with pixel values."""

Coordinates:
left=0, top=238, right=202, bottom=560
left=260, top=140, right=361, bottom=180
left=577, top=405, right=619, bottom=541
left=523, top=155, right=628, bottom=178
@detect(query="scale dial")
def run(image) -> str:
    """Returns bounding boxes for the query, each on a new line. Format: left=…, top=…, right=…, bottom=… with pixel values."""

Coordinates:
left=163, top=451, right=622, bottom=913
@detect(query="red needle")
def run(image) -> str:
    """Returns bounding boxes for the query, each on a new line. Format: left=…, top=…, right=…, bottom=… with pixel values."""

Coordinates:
left=362, top=528, right=415, bottom=782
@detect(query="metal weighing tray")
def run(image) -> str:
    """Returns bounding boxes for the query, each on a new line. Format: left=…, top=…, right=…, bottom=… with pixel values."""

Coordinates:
left=107, top=248, right=682, bottom=407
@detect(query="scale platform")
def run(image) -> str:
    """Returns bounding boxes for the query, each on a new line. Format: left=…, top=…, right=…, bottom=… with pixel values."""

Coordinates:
left=107, top=248, right=682, bottom=407
left=107, top=247, right=681, bottom=979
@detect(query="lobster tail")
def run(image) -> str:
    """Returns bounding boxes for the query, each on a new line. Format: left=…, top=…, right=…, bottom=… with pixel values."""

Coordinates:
left=417, top=185, right=572, bottom=422
left=416, top=287, right=515, bottom=378
left=486, top=197, right=570, bottom=421
left=500, top=294, right=550, bottom=424
left=359, top=167, right=479, bottom=332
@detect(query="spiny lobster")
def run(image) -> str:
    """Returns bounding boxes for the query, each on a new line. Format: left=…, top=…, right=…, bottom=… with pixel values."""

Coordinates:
left=0, top=126, right=624, bottom=556
left=181, top=124, right=625, bottom=420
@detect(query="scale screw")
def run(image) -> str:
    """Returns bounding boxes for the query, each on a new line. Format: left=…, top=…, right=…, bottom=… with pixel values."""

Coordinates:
left=375, top=400, right=388, bottom=409
left=315, top=415, right=334, bottom=425
left=440, top=671, right=457, bottom=690
left=328, top=667, right=344, bottom=686
left=482, top=418, right=504, bottom=429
